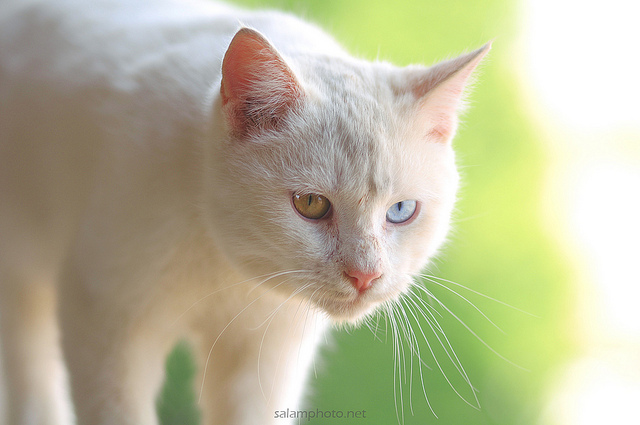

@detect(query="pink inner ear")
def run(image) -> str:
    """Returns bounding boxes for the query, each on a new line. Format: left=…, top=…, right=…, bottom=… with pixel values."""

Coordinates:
left=411, top=43, right=491, bottom=143
left=220, top=30, right=271, bottom=106
left=425, top=113, right=454, bottom=141
left=220, top=28, right=302, bottom=136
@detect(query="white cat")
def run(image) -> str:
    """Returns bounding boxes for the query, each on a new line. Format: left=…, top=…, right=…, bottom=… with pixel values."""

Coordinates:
left=0, top=0, right=489, bottom=424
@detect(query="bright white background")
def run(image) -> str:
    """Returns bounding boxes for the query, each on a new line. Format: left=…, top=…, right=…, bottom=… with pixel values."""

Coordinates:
left=519, top=0, right=640, bottom=423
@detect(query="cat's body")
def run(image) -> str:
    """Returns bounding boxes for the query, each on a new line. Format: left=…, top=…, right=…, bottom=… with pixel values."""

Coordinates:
left=0, top=0, right=488, bottom=424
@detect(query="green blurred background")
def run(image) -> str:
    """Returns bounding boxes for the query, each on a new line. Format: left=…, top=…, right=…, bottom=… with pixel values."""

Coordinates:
left=159, top=0, right=579, bottom=423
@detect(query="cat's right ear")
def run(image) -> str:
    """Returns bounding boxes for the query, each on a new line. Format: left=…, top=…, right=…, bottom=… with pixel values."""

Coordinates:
left=220, top=28, right=303, bottom=138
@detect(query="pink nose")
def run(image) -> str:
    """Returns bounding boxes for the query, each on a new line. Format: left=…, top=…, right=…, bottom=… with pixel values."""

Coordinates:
left=344, top=269, right=382, bottom=293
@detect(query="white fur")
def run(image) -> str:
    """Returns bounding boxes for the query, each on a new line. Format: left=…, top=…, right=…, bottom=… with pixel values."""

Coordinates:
left=0, top=1, right=487, bottom=424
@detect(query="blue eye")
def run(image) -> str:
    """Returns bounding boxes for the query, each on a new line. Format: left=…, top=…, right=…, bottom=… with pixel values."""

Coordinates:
left=386, top=200, right=418, bottom=224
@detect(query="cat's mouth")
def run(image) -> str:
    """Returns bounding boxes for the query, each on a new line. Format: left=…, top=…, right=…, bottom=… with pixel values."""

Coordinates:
left=311, top=286, right=399, bottom=323
left=273, top=272, right=406, bottom=322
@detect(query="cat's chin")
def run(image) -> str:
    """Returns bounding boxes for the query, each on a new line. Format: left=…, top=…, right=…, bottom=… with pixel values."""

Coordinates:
left=293, top=279, right=408, bottom=323
left=316, top=293, right=390, bottom=324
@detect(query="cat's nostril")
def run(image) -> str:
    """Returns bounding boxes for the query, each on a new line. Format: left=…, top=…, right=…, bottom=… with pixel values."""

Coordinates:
left=344, top=269, right=382, bottom=293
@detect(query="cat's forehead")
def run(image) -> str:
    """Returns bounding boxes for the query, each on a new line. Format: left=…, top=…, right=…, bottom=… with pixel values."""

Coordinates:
left=255, top=57, right=443, bottom=204
left=286, top=81, right=416, bottom=201
left=320, top=111, right=393, bottom=199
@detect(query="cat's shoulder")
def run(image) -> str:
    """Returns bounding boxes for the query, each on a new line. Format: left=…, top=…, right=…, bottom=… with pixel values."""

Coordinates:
left=0, top=0, right=344, bottom=73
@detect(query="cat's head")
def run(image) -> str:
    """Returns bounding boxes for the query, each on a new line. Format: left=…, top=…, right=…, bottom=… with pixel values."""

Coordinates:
left=204, top=28, right=489, bottom=323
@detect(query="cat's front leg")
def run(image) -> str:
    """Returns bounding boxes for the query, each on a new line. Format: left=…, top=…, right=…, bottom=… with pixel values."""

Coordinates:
left=0, top=277, right=72, bottom=425
left=58, top=265, right=176, bottom=425
left=193, top=292, right=327, bottom=425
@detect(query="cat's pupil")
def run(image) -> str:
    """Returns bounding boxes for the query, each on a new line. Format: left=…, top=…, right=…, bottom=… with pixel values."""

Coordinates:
left=292, top=193, right=331, bottom=220
left=386, top=200, right=418, bottom=224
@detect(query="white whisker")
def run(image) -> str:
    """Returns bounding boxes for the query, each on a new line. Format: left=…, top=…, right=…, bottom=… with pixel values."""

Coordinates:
left=387, top=302, right=406, bottom=425
left=420, top=286, right=529, bottom=372
left=172, top=269, right=310, bottom=327
left=411, top=290, right=476, bottom=375
left=297, top=291, right=316, bottom=368
left=420, top=273, right=539, bottom=318
left=198, top=275, right=297, bottom=404
left=252, top=279, right=314, bottom=331
left=399, top=298, right=439, bottom=417
left=256, top=281, right=315, bottom=401
left=396, top=299, right=419, bottom=416
left=404, top=293, right=479, bottom=410
left=416, top=277, right=505, bottom=334
left=265, top=286, right=315, bottom=405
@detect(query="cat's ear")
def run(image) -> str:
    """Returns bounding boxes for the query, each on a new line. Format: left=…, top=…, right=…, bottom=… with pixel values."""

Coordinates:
left=408, top=43, right=491, bottom=143
left=220, top=27, right=303, bottom=137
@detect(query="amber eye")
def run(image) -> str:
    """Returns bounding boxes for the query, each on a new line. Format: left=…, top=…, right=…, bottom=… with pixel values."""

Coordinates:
left=292, top=193, right=331, bottom=220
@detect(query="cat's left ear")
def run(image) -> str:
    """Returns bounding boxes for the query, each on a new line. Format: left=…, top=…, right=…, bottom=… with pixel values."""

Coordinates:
left=407, top=42, right=491, bottom=144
